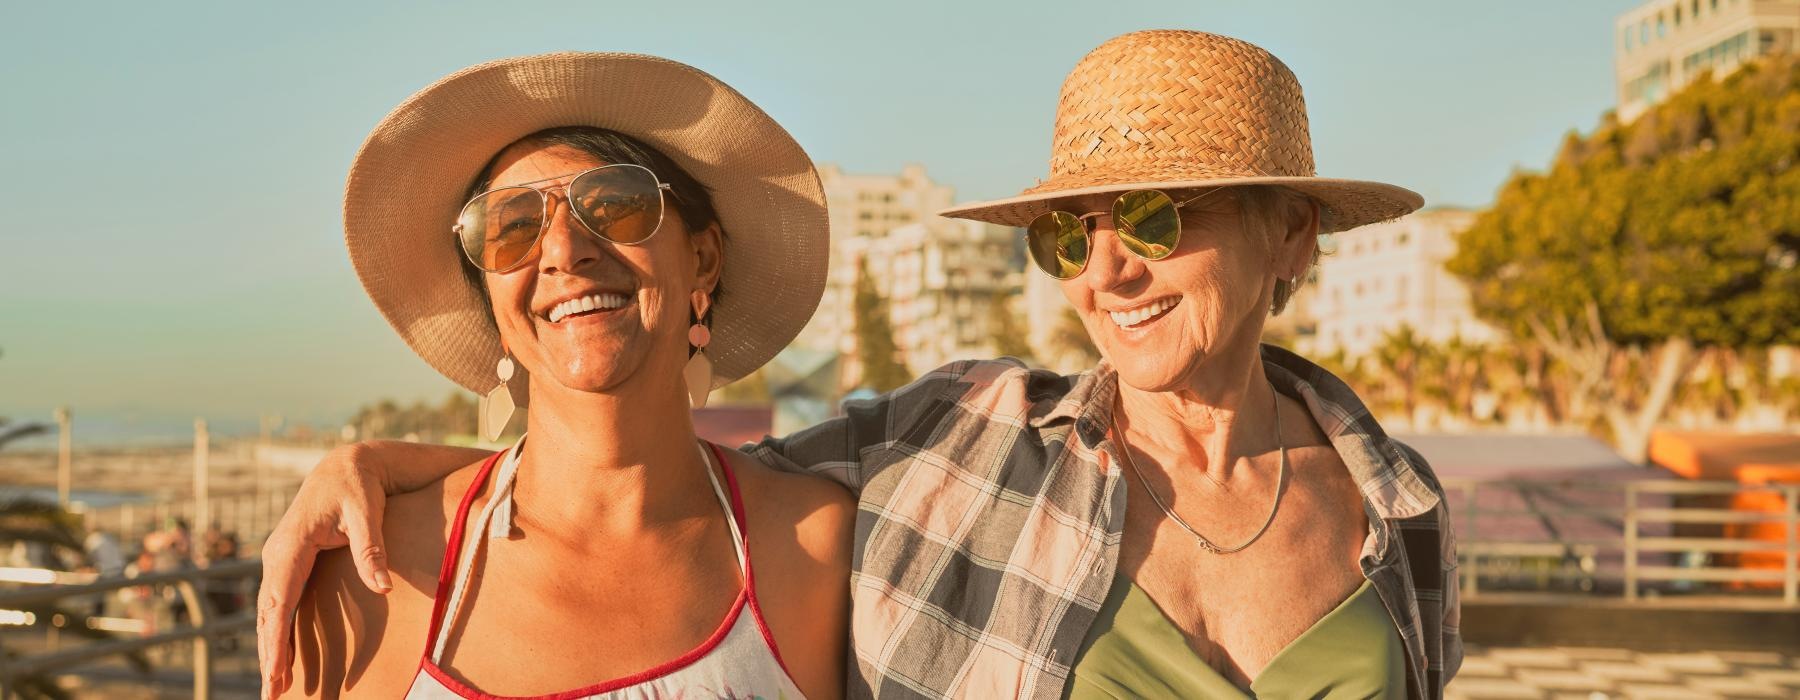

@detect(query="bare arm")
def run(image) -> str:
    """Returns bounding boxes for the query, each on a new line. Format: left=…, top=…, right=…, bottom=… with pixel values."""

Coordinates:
left=257, top=440, right=489, bottom=698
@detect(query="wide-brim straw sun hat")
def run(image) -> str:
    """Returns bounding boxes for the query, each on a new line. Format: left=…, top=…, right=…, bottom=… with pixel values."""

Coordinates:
left=940, top=30, right=1422, bottom=232
left=345, top=52, right=828, bottom=405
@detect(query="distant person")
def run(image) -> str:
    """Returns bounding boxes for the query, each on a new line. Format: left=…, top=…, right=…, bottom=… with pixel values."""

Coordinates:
left=261, top=31, right=1461, bottom=698
left=264, top=53, right=851, bottom=699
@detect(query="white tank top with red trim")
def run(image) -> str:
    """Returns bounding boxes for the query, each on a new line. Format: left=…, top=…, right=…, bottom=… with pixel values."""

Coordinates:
left=406, top=437, right=806, bottom=700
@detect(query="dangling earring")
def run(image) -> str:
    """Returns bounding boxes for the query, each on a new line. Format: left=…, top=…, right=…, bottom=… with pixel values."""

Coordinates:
left=684, top=290, right=714, bottom=408
left=479, top=352, right=516, bottom=442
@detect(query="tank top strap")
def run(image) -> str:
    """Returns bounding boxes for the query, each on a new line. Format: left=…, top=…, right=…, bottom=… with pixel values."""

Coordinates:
left=421, top=443, right=516, bottom=663
left=697, top=441, right=747, bottom=576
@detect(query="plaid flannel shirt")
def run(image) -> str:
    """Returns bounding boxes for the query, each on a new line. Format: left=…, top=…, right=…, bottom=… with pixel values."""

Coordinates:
left=748, top=345, right=1462, bottom=699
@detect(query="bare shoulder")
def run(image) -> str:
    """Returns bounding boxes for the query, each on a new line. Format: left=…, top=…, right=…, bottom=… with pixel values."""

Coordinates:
left=717, top=444, right=855, bottom=557
left=712, top=444, right=852, bottom=699
left=283, top=454, right=497, bottom=698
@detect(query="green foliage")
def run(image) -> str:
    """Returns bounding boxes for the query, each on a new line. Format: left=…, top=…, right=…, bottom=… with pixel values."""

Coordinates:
left=348, top=391, right=478, bottom=441
left=1448, top=56, right=1800, bottom=348
left=0, top=417, right=50, bottom=451
left=987, top=298, right=1035, bottom=363
left=1052, top=308, right=1101, bottom=366
left=714, top=367, right=772, bottom=404
left=853, top=260, right=911, bottom=392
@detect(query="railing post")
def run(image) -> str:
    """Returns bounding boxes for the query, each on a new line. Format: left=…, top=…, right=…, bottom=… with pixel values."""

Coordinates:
left=174, top=580, right=213, bottom=700
left=1785, top=485, right=1797, bottom=607
left=1625, top=483, right=1640, bottom=601
left=1462, top=481, right=1479, bottom=599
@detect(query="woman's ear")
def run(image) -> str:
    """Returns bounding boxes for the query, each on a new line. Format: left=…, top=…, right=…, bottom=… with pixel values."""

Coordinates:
left=1278, top=196, right=1321, bottom=279
left=692, top=221, right=724, bottom=294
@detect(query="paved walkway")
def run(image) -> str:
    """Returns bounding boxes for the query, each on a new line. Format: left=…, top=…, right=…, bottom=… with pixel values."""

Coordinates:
left=1450, top=645, right=1800, bottom=699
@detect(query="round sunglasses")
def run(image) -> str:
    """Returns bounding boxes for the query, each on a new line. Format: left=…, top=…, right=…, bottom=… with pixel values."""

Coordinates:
left=1025, top=189, right=1219, bottom=279
left=453, top=163, right=674, bottom=273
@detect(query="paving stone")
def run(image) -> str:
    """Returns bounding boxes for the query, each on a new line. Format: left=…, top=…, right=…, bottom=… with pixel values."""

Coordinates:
left=1710, top=650, right=1789, bottom=668
left=1745, top=668, right=1800, bottom=687
left=1489, top=647, right=1579, bottom=668
left=1559, top=647, right=1642, bottom=662
left=1636, top=653, right=1734, bottom=675
left=1446, top=677, right=1547, bottom=699
left=1515, top=669, right=1615, bottom=692
left=1618, top=683, right=1721, bottom=700
left=1457, top=657, right=1513, bottom=677
left=1580, top=660, right=1676, bottom=683
left=1682, top=675, right=1791, bottom=698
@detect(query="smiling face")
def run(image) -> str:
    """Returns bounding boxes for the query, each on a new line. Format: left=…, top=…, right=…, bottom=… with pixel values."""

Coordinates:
left=1056, top=187, right=1316, bottom=393
left=477, top=140, right=721, bottom=398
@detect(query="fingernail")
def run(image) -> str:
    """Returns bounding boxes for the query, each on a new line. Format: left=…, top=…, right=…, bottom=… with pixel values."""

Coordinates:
left=374, top=570, right=393, bottom=591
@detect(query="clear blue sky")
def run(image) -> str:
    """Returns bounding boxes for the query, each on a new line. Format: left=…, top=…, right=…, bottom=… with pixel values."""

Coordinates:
left=0, top=0, right=1643, bottom=444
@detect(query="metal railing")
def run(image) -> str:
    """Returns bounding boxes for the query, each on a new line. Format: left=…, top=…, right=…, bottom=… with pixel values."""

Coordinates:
left=1445, top=477, right=1800, bottom=605
left=77, top=489, right=294, bottom=556
left=0, top=559, right=260, bottom=699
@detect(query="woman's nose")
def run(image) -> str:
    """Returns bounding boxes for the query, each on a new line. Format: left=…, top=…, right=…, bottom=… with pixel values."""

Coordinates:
left=1084, top=218, right=1143, bottom=292
left=536, top=192, right=602, bottom=275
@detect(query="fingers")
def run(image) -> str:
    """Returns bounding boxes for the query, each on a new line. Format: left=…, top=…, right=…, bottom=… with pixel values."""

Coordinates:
left=257, top=534, right=317, bottom=699
left=341, top=498, right=393, bottom=594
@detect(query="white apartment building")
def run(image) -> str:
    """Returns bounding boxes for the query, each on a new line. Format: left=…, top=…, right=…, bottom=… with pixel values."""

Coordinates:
left=1310, top=209, right=1499, bottom=358
left=1616, top=0, right=1800, bottom=121
left=794, top=164, right=1026, bottom=387
left=795, top=164, right=955, bottom=358
left=867, top=219, right=1023, bottom=375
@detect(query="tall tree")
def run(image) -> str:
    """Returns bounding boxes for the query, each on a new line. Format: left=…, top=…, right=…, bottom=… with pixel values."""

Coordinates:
left=1051, top=308, right=1101, bottom=367
left=853, top=259, right=911, bottom=392
left=987, top=297, right=1036, bottom=364
left=1448, top=56, right=1800, bottom=461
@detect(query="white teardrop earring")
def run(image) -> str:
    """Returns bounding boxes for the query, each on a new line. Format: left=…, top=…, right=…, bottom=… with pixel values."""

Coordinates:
left=479, top=353, right=516, bottom=442
left=684, top=291, right=714, bottom=409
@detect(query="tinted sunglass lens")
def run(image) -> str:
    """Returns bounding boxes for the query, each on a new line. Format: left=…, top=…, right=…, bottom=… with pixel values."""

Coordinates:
left=459, top=187, right=544, bottom=272
left=1113, top=189, right=1180, bottom=260
left=570, top=165, right=664, bottom=244
left=1027, top=211, right=1089, bottom=279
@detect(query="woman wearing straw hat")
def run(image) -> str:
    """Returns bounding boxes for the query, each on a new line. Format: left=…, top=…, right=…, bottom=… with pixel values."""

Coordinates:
left=268, top=53, right=853, bottom=698
left=262, top=31, right=1460, bottom=699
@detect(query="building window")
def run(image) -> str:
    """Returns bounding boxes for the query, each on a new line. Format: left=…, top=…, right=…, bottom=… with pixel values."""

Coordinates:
left=1674, top=5, right=1682, bottom=26
left=1641, top=21, right=1650, bottom=45
left=1397, top=232, right=1410, bottom=246
left=1657, top=15, right=1667, bottom=38
left=1625, top=28, right=1634, bottom=50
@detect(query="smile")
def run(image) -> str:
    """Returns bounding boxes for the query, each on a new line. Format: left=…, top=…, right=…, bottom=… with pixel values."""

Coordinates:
left=546, top=293, right=631, bottom=323
left=1108, top=297, right=1180, bottom=330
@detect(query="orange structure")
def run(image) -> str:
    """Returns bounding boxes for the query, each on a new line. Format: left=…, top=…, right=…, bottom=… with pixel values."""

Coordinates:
left=1649, top=431, right=1800, bottom=583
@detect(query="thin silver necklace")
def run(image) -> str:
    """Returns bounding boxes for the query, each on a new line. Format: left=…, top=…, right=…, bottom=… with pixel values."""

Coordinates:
left=1112, top=381, right=1287, bottom=555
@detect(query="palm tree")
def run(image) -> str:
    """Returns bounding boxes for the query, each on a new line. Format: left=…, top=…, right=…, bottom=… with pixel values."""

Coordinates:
left=0, top=417, right=49, bottom=450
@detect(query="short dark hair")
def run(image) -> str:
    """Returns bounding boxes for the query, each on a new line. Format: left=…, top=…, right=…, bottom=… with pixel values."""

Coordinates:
left=458, top=127, right=724, bottom=330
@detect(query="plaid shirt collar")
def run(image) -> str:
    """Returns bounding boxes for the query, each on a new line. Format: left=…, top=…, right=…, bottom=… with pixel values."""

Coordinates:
left=1031, top=345, right=1443, bottom=520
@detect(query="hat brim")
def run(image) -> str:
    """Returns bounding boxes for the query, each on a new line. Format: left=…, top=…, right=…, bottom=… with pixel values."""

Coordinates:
left=939, top=176, right=1422, bottom=233
left=345, top=53, right=827, bottom=405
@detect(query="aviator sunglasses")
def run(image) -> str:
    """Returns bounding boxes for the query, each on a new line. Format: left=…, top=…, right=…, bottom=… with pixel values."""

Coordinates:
left=1025, top=188, right=1220, bottom=279
left=454, top=163, right=674, bottom=273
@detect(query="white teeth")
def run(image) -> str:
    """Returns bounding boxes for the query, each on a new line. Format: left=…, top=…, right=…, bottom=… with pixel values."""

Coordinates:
left=546, top=293, right=632, bottom=323
left=1110, top=298, right=1177, bottom=329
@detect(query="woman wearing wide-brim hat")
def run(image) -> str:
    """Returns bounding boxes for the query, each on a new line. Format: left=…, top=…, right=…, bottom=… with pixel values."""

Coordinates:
left=264, top=52, right=852, bottom=699
left=261, top=31, right=1461, bottom=699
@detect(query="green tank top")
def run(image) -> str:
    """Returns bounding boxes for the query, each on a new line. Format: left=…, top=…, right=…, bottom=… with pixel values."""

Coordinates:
left=1066, top=575, right=1407, bottom=699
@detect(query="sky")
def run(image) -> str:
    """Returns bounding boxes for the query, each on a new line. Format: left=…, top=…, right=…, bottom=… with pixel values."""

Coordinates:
left=0, top=0, right=1644, bottom=444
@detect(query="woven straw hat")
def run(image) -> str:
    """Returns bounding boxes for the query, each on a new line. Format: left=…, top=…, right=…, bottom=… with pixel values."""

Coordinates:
left=940, top=30, right=1421, bottom=232
left=345, top=53, right=827, bottom=404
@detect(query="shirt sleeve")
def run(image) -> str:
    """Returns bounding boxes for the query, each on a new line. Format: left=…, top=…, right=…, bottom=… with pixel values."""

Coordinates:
left=741, top=360, right=984, bottom=496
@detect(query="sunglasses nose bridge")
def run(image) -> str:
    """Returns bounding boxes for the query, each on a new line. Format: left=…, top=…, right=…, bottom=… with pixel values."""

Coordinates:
left=534, top=188, right=606, bottom=273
